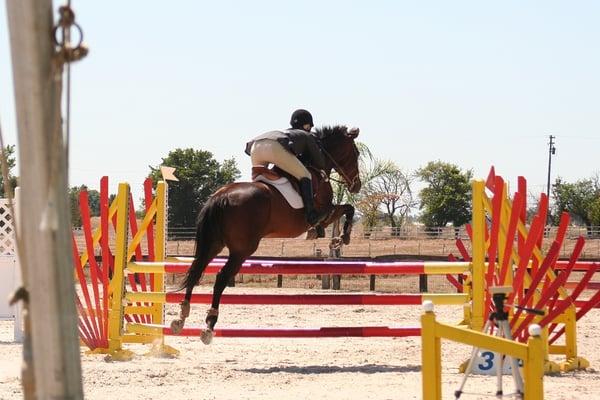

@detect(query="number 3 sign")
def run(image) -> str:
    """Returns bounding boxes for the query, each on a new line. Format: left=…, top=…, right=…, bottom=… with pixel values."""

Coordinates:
left=471, top=351, right=524, bottom=375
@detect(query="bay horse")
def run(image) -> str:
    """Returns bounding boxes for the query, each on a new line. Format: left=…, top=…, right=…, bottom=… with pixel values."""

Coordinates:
left=171, top=125, right=361, bottom=344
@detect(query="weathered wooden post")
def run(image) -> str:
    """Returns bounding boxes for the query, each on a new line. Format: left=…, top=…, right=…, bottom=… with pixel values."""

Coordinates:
left=6, top=1, right=84, bottom=397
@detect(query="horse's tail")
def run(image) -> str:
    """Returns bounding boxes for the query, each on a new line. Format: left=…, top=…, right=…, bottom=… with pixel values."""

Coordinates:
left=178, top=194, right=226, bottom=292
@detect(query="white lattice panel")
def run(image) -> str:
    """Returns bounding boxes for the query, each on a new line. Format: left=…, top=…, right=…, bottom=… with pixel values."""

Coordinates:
left=0, top=256, right=16, bottom=319
left=0, top=199, right=15, bottom=256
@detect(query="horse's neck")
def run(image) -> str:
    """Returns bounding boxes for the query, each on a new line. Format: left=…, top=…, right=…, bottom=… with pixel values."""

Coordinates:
left=308, top=166, right=333, bottom=209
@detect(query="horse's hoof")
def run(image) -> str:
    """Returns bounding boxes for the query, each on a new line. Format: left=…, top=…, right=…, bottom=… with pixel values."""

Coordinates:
left=200, top=329, right=214, bottom=345
left=315, top=225, right=326, bottom=238
left=170, top=319, right=184, bottom=335
left=341, top=234, right=351, bottom=245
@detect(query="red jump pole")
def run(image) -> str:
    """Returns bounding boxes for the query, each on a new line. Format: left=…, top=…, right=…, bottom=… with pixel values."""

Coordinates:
left=163, top=326, right=422, bottom=338
left=162, top=293, right=430, bottom=306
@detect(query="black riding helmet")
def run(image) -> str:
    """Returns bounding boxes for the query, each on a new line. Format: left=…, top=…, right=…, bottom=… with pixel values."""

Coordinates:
left=290, top=109, right=314, bottom=130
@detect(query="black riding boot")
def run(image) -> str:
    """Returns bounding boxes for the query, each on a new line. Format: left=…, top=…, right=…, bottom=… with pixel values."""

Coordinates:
left=299, top=178, right=321, bottom=226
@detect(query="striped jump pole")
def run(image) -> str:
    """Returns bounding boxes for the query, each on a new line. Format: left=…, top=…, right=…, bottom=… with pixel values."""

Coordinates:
left=126, top=260, right=471, bottom=275
left=124, top=292, right=469, bottom=306
left=126, top=323, right=421, bottom=338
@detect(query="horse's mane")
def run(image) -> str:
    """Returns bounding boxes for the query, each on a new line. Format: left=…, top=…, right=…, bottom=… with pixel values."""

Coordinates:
left=314, top=125, right=348, bottom=141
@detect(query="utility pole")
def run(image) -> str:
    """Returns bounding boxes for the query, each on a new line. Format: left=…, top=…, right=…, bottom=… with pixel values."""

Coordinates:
left=546, top=135, right=556, bottom=199
left=6, top=1, right=84, bottom=398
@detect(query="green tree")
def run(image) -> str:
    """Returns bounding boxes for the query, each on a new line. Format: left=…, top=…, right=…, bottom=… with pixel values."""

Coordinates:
left=148, top=148, right=240, bottom=227
left=588, top=197, right=600, bottom=228
left=0, top=145, right=18, bottom=197
left=69, top=185, right=100, bottom=227
left=552, top=176, right=600, bottom=234
left=417, top=161, right=472, bottom=230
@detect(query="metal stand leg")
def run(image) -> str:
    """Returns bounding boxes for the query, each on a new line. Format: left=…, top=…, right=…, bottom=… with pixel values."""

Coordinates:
left=455, top=288, right=526, bottom=399
left=454, top=320, right=492, bottom=398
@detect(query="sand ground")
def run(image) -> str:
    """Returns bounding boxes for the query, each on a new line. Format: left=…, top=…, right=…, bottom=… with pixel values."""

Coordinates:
left=1, top=284, right=600, bottom=400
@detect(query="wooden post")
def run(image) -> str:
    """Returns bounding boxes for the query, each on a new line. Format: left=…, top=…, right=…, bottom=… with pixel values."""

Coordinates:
left=6, top=0, right=83, bottom=397
left=419, top=274, right=428, bottom=293
left=369, top=275, right=376, bottom=291
left=277, top=275, right=283, bottom=288
left=329, top=226, right=341, bottom=290
left=332, top=275, right=341, bottom=290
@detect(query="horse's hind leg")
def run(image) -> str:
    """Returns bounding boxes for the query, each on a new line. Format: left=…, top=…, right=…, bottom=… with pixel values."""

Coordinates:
left=201, top=252, right=248, bottom=344
left=171, top=243, right=223, bottom=334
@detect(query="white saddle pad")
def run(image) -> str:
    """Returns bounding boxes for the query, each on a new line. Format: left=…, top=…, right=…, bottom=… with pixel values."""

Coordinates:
left=254, top=175, right=303, bottom=209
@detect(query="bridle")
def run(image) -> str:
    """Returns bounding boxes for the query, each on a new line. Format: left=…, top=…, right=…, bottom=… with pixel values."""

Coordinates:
left=320, top=145, right=360, bottom=190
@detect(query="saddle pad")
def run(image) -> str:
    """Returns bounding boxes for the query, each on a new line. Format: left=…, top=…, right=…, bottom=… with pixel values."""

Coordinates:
left=254, top=175, right=303, bottom=209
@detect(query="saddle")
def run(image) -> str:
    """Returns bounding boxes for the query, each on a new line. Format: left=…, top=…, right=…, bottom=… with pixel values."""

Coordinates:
left=251, top=166, right=302, bottom=209
left=252, top=166, right=295, bottom=187
left=251, top=165, right=323, bottom=210
left=251, top=165, right=321, bottom=192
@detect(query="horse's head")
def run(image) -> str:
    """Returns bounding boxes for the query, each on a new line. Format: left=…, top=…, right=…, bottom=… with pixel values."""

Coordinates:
left=315, top=125, right=362, bottom=193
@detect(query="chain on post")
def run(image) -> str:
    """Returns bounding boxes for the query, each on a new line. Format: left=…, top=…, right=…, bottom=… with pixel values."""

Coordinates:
left=52, top=4, right=88, bottom=64
left=52, top=3, right=88, bottom=167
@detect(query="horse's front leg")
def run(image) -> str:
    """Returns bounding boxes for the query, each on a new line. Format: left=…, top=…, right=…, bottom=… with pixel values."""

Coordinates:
left=317, top=204, right=355, bottom=244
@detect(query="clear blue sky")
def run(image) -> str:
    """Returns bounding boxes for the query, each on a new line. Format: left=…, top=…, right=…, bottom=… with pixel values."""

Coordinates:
left=1, top=1, right=599, bottom=206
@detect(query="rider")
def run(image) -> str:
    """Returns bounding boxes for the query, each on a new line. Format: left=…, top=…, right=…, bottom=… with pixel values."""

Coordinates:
left=245, top=109, right=326, bottom=226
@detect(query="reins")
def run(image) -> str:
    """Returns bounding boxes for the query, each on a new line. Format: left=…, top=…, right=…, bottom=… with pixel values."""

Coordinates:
left=320, top=146, right=359, bottom=190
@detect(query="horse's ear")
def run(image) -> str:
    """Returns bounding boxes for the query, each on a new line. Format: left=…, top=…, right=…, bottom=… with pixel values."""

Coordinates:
left=346, top=127, right=360, bottom=139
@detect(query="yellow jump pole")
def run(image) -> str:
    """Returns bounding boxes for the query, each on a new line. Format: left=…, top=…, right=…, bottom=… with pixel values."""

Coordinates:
left=524, top=325, right=545, bottom=400
left=422, top=302, right=544, bottom=400
left=152, top=181, right=166, bottom=325
left=147, top=180, right=179, bottom=356
left=421, top=301, right=442, bottom=400
left=107, top=183, right=134, bottom=360
left=470, top=180, right=486, bottom=331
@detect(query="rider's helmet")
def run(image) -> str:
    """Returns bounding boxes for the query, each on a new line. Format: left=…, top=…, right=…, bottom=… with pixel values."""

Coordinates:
left=290, top=109, right=314, bottom=130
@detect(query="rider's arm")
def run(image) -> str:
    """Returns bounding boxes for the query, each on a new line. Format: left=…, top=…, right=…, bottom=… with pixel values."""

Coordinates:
left=305, top=135, right=326, bottom=170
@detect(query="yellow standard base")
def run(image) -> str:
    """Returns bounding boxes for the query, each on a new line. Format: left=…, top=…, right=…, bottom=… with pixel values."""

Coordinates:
left=143, top=342, right=180, bottom=358
left=458, top=359, right=469, bottom=374
left=544, top=360, right=562, bottom=373
left=458, top=358, right=575, bottom=375
left=560, top=357, right=590, bottom=372
left=85, top=347, right=135, bottom=362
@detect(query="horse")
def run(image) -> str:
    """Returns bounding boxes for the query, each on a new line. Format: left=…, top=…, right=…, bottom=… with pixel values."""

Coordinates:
left=171, top=125, right=361, bottom=344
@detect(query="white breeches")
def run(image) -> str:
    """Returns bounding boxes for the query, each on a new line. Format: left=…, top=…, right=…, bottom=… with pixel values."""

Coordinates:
left=250, top=139, right=311, bottom=180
